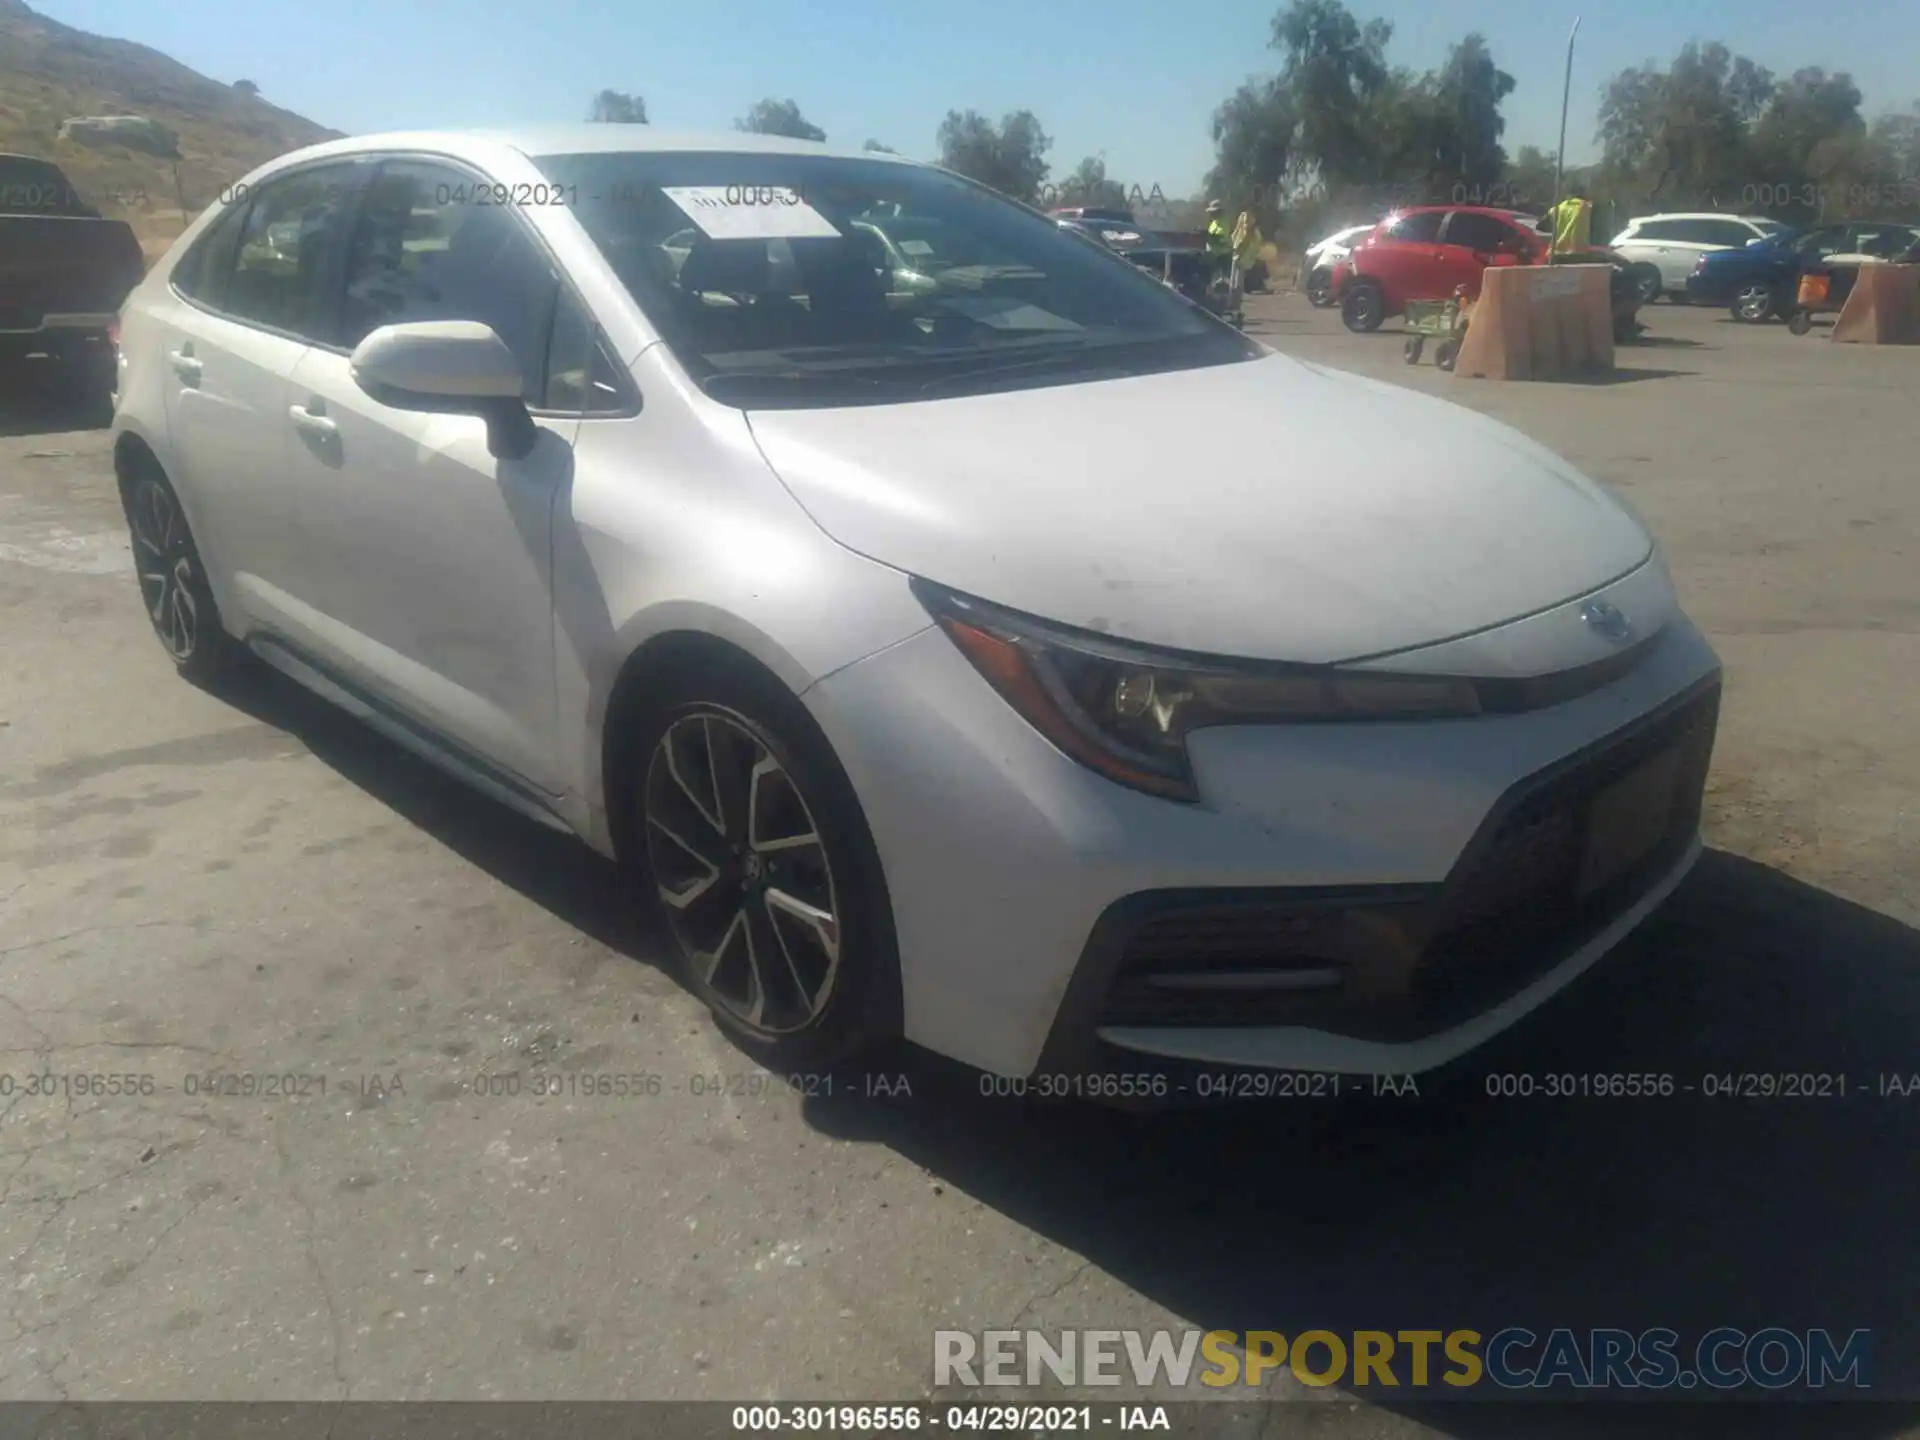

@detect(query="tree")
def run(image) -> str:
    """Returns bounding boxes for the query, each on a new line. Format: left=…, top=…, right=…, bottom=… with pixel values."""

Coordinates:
left=863, top=139, right=898, bottom=153
left=1206, top=76, right=1295, bottom=215
left=233, top=80, right=260, bottom=99
left=1059, top=155, right=1127, bottom=209
left=1503, top=144, right=1558, bottom=209
left=1431, top=34, right=1515, bottom=186
left=588, top=90, right=648, bottom=124
left=1270, top=0, right=1394, bottom=183
left=736, top=99, right=825, bottom=142
left=1597, top=43, right=1772, bottom=208
left=935, top=109, right=1051, bottom=203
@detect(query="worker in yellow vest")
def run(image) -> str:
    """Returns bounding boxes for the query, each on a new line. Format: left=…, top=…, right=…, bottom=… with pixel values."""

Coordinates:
left=1204, top=200, right=1234, bottom=288
left=1545, top=186, right=1592, bottom=257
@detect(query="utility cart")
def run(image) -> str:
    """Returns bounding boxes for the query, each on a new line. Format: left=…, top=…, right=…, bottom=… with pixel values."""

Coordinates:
left=1402, top=286, right=1472, bottom=369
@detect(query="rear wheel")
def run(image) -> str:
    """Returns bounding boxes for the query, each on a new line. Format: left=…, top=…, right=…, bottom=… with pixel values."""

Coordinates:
left=118, top=459, right=240, bottom=684
left=1787, top=309, right=1814, bottom=335
left=1434, top=338, right=1459, bottom=371
left=630, top=665, right=900, bottom=1069
left=1403, top=335, right=1424, bottom=364
left=1341, top=280, right=1385, bottom=332
left=1731, top=282, right=1777, bottom=323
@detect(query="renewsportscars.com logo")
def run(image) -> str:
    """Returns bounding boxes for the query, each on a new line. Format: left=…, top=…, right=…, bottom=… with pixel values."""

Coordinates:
left=933, top=1328, right=1872, bottom=1393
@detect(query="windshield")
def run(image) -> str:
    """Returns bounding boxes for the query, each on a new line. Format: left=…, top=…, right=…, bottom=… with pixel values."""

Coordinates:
left=533, top=151, right=1255, bottom=407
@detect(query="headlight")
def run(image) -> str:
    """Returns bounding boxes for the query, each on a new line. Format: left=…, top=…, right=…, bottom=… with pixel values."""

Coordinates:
left=912, top=580, right=1481, bottom=803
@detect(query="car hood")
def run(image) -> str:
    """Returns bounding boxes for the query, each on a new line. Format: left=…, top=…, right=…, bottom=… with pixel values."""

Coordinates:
left=743, top=350, right=1653, bottom=664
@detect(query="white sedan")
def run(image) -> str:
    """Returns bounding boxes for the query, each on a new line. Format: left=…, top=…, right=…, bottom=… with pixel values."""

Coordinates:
left=109, top=127, right=1721, bottom=1087
left=1300, top=223, right=1379, bottom=306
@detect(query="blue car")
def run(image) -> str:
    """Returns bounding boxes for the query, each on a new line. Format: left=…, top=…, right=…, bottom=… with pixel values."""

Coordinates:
left=1687, top=221, right=1920, bottom=321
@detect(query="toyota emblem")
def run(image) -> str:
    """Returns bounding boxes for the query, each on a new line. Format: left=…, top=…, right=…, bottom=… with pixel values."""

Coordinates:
left=1581, top=599, right=1633, bottom=642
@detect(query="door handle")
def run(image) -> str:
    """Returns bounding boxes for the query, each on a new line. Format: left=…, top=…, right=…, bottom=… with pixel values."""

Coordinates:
left=289, top=402, right=338, bottom=439
left=169, top=347, right=202, bottom=385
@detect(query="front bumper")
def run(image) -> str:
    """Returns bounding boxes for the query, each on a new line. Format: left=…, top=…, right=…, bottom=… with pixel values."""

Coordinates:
left=804, top=602, right=1722, bottom=1080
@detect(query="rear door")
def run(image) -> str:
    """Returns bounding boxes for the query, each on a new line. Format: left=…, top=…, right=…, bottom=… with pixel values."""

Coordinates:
left=1664, top=219, right=1753, bottom=286
left=1436, top=210, right=1523, bottom=299
left=157, top=162, right=365, bottom=639
left=1358, top=209, right=1446, bottom=307
left=279, top=157, right=582, bottom=793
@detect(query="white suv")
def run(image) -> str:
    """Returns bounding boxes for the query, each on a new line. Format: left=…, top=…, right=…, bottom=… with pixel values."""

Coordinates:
left=1609, top=213, right=1784, bottom=301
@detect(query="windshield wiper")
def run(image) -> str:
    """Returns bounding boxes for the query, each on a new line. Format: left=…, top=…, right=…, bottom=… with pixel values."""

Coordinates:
left=912, top=334, right=1242, bottom=395
left=700, top=369, right=909, bottom=400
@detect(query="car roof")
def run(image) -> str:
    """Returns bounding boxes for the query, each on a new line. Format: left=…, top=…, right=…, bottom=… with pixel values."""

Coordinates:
left=1625, top=212, right=1767, bottom=223
left=236, top=126, right=924, bottom=183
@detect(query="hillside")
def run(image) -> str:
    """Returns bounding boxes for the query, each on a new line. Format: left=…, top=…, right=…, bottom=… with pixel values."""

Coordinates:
left=0, top=0, right=340, bottom=256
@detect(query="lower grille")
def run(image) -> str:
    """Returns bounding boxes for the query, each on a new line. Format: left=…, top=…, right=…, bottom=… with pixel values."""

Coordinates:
left=1092, top=680, right=1720, bottom=1036
left=1410, top=681, right=1718, bottom=1023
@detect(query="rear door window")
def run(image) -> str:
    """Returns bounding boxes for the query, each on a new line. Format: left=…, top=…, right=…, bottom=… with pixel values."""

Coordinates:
left=222, top=164, right=362, bottom=340
left=172, top=201, right=251, bottom=310
left=1440, top=211, right=1517, bottom=253
left=1631, top=219, right=1678, bottom=242
left=1698, top=220, right=1759, bottom=247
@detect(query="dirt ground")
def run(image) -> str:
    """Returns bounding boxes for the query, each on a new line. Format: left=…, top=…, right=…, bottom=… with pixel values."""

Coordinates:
left=1, top=295, right=1917, bottom=1436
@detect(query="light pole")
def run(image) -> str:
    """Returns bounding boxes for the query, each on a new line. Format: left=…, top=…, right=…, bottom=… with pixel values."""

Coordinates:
left=1550, top=16, right=1582, bottom=232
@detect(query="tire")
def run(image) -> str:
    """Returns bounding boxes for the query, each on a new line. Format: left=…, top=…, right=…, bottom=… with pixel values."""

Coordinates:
left=1629, top=264, right=1662, bottom=305
left=1787, top=309, right=1813, bottom=335
left=1305, top=267, right=1337, bottom=307
left=1434, top=339, right=1459, bottom=371
left=117, top=457, right=241, bottom=684
left=1341, top=280, right=1384, bottom=332
left=1730, top=283, right=1777, bottom=323
left=629, top=663, right=901, bottom=1070
left=1242, top=261, right=1268, bottom=294
left=1403, top=335, right=1424, bottom=364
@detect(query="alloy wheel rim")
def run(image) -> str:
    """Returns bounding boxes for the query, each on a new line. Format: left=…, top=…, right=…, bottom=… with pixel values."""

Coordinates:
left=1736, top=285, right=1771, bottom=320
left=130, top=480, right=198, bottom=660
left=643, top=712, right=842, bottom=1034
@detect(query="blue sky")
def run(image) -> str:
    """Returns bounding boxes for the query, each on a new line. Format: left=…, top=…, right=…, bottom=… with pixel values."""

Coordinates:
left=39, top=0, right=1920, bottom=196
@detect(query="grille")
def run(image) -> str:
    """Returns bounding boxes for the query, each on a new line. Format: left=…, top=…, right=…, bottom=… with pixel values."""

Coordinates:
left=1094, top=681, right=1720, bottom=1034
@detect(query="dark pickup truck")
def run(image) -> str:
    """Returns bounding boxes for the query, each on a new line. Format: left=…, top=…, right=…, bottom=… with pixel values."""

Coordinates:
left=1, top=154, right=147, bottom=405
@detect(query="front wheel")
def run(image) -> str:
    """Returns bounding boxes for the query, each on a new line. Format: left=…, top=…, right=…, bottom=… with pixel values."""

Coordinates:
left=1341, top=281, right=1385, bottom=332
left=1403, top=335, right=1424, bottom=364
left=632, top=667, right=900, bottom=1069
left=1434, top=338, right=1459, bottom=371
left=1305, top=266, right=1337, bottom=307
left=1787, top=309, right=1814, bottom=335
left=1629, top=264, right=1662, bottom=305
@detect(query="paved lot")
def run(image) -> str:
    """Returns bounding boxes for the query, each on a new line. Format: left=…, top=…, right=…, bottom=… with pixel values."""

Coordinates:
left=2, top=299, right=1918, bottom=1435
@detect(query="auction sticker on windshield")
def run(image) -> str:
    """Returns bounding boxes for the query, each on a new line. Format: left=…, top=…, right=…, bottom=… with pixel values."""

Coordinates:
left=661, top=185, right=844, bottom=240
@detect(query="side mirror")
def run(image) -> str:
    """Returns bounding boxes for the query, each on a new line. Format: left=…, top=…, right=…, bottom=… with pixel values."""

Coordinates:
left=349, top=321, right=539, bottom=461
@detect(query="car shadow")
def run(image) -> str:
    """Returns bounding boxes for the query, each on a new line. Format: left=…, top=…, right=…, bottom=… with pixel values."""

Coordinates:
left=0, top=358, right=112, bottom=439
left=1621, top=334, right=1707, bottom=349
left=801, top=849, right=1920, bottom=1434
left=193, top=664, right=1920, bottom=1434
left=199, top=660, right=657, bottom=966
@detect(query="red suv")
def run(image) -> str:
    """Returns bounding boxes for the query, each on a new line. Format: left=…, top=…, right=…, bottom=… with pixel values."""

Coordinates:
left=1332, top=206, right=1547, bottom=332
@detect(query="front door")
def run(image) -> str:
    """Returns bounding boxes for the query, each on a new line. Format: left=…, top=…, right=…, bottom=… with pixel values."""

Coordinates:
left=280, top=158, right=578, bottom=795
left=1363, top=209, right=1448, bottom=306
